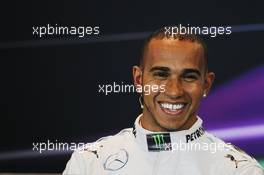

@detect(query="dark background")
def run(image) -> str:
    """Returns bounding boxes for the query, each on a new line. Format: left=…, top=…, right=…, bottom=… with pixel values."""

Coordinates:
left=0, top=0, right=264, bottom=173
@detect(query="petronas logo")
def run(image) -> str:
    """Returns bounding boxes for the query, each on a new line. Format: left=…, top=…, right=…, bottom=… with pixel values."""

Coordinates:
left=153, top=134, right=165, bottom=148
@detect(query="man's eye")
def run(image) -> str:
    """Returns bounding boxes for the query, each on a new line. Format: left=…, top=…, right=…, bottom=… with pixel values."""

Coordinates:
left=153, top=72, right=169, bottom=78
left=183, top=75, right=198, bottom=82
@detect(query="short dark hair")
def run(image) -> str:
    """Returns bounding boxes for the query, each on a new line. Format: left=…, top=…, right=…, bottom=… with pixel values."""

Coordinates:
left=139, top=26, right=208, bottom=72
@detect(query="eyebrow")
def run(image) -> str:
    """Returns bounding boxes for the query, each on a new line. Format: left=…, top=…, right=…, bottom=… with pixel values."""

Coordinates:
left=182, top=69, right=201, bottom=76
left=149, top=66, right=170, bottom=72
left=149, top=67, right=202, bottom=77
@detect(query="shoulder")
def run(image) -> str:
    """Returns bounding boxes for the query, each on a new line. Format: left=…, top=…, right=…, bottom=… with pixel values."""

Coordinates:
left=203, top=131, right=264, bottom=175
left=63, top=128, right=133, bottom=174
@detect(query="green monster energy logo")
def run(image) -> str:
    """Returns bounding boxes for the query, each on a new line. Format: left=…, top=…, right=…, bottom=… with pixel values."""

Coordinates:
left=153, top=134, right=165, bottom=148
left=146, top=133, right=171, bottom=151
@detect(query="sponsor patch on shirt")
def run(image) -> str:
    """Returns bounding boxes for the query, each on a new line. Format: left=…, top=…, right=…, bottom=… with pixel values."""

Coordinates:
left=186, top=127, right=205, bottom=143
left=146, top=133, right=172, bottom=151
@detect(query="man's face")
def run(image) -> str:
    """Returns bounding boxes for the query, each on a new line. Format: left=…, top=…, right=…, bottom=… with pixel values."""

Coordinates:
left=133, top=38, right=215, bottom=132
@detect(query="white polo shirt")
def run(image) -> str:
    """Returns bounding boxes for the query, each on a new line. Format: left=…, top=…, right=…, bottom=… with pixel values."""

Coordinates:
left=63, top=115, right=264, bottom=175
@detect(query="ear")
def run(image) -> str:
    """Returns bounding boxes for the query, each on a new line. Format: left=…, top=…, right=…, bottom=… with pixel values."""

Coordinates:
left=203, top=72, right=215, bottom=95
left=133, top=66, right=143, bottom=88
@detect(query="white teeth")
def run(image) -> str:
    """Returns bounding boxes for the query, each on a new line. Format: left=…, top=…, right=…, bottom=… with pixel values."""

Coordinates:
left=160, top=103, right=184, bottom=111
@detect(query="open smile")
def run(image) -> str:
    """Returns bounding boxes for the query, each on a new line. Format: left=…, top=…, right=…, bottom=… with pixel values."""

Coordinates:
left=158, top=101, right=187, bottom=116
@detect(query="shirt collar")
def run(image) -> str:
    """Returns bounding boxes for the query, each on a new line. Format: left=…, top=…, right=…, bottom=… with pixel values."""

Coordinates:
left=133, top=114, right=205, bottom=152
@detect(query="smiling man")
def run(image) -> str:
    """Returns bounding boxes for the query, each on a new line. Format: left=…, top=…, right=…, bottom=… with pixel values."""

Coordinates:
left=63, top=27, right=264, bottom=175
left=133, top=33, right=214, bottom=133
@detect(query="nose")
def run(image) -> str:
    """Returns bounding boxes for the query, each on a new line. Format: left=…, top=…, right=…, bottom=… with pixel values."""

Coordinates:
left=163, top=77, right=184, bottom=98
